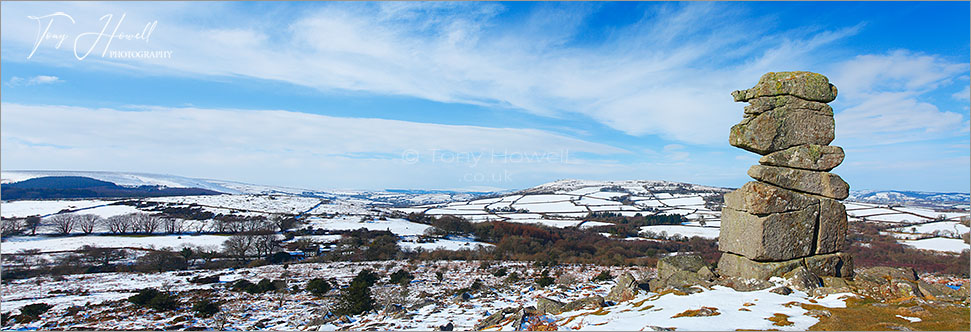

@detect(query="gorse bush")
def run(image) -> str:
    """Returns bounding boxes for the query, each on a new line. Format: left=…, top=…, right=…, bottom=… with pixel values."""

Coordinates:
left=128, top=288, right=179, bottom=311
left=19, top=303, right=51, bottom=317
left=388, top=269, right=414, bottom=285
left=192, top=299, right=220, bottom=317
left=333, top=269, right=378, bottom=316
left=592, top=270, right=613, bottom=282
left=535, top=270, right=555, bottom=288
left=306, top=278, right=332, bottom=296
left=231, top=278, right=284, bottom=294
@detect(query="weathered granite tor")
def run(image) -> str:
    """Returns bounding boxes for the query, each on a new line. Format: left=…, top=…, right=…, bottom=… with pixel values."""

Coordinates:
left=718, top=71, right=853, bottom=281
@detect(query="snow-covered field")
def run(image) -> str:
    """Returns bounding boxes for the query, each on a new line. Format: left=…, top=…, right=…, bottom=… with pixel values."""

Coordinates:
left=303, top=216, right=432, bottom=236
left=640, top=225, right=721, bottom=240
left=0, top=261, right=858, bottom=331
left=899, top=237, right=970, bottom=254
left=1, top=234, right=229, bottom=254
left=1, top=199, right=113, bottom=218
left=146, top=195, right=323, bottom=215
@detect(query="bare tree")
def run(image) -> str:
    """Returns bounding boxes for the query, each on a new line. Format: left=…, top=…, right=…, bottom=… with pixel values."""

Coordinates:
left=105, top=215, right=131, bottom=234
left=131, top=213, right=162, bottom=234
left=24, top=216, right=42, bottom=235
left=163, top=218, right=184, bottom=234
left=1, top=218, right=23, bottom=237
left=11, top=249, right=44, bottom=270
left=253, top=231, right=281, bottom=259
left=48, top=214, right=80, bottom=235
left=223, top=234, right=256, bottom=263
left=78, top=214, right=102, bottom=234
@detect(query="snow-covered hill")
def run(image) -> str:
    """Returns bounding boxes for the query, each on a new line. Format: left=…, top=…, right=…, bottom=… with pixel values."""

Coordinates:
left=848, top=190, right=970, bottom=208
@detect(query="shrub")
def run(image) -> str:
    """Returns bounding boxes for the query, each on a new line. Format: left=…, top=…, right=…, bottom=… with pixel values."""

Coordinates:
left=136, top=250, right=188, bottom=272
left=192, top=299, right=220, bottom=317
left=333, top=270, right=378, bottom=316
left=128, top=288, right=179, bottom=311
left=307, top=278, right=332, bottom=296
left=19, top=303, right=52, bottom=317
left=232, top=279, right=284, bottom=294
left=505, top=272, right=521, bottom=283
left=535, top=271, right=554, bottom=288
left=492, top=267, right=508, bottom=277
left=435, top=271, right=444, bottom=281
left=231, top=279, right=256, bottom=292
left=592, top=270, right=613, bottom=282
left=388, top=269, right=414, bottom=285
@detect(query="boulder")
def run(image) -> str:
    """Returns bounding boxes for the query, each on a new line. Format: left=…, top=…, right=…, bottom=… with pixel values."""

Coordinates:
left=562, top=296, right=606, bottom=313
left=804, top=252, right=854, bottom=278
left=759, top=145, right=844, bottom=171
left=820, top=276, right=851, bottom=289
left=744, top=95, right=834, bottom=116
left=770, top=286, right=793, bottom=295
left=724, top=181, right=818, bottom=215
left=657, top=254, right=710, bottom=280
left=856, top=267, right=917, bottom=282
left=715, top=276, right=774, bottom=292
left=451, top=292, right=472, bottom=303
left=719, top=206, right=818, bottom=261
left=783, top=266, right=822, bottom=292
left=731, top=71, right=838, bottom=103
left=650, top=270, right=708, bottom=292
left=536, top=297, right=564, bottom=315
left=697, top=266, right=716, bottom=281
left=716, top=253, right=803, bottom=280
left=748, top=165, right=849, bottom=200
left=917, top=281, right=965, bottom=302
left=606, top=272, right=639, bottom=302
left=729, top=108, right=835, bottom=155
left=815, top=197, right=848, bottom=254
left=809, top=286, right=853, bottom=297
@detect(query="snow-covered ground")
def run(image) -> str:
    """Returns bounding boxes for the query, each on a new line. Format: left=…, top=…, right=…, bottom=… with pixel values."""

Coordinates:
left=1, top=199, right=113, bottom=218
left=1, top=234, right=230, bottom=254
left=303, top=216, right=432, bottom=236
left=899, top=237, right=970, bottom=254
left=0, top=261, right=858, bottom=331
left=146, top=195, right=323, bottom=215
left=640, top=225, right=720, bottom=240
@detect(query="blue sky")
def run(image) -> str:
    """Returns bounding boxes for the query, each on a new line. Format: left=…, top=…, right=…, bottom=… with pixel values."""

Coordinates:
left=1, top=1, right=968, bottom=192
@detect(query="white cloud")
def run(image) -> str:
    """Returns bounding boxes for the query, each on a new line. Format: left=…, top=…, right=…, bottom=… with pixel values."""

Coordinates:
left=0, top=103, right=627, bottom=189
left=0, top=1, right=864, bottom=145
left=5, top=75, right=62, bottom=86
left=831, top=51, right=970, bottom=145
left=953, top=85, right=970, bottom=101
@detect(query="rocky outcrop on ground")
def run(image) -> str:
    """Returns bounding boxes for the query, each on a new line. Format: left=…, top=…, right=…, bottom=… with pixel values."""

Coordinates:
left=719, top=71, right=852, bottom=283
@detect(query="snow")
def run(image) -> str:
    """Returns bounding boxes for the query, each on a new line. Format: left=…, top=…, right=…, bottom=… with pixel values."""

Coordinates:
left=889, top=221, right=970, bottom=235
left=304, top=217, right=432, bottom=236
left=900, top=237, right=970, bottom=253
left=1, top=200, right=113, bottom=218
left=516, top=194, right=575, bottom=204
left=0, top=234, right=230, bottom=254
left=659, top=196, right=705, bottom=206
left=147, top=195, right=322, bottom=214
left=640, top=225, right=720, bottom=239
left=895, top=315, right=922, bottom=323
left=399, top=236, right=493, bottom=251
left=552, top=286, right=855, bottom=331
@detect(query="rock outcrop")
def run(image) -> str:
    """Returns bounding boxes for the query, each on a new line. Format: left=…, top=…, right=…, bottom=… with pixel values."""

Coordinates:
left=719, top=71, right=852, bottom=281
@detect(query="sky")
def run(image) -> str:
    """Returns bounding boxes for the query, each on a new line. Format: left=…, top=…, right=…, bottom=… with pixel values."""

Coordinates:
left=1, top=1, right=968, bottom=193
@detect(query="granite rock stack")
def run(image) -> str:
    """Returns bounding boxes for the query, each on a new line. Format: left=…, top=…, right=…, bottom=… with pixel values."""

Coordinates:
left=718, top=72, right=853, bottom=280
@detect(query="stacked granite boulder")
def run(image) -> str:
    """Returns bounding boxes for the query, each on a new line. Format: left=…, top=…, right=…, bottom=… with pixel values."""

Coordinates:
left=718, top=71, right=853, bottom=281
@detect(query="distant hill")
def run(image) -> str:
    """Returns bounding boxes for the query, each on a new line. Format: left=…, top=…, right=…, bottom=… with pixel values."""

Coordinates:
left=1, top=176, right=224, bottom=200
left=847, top=190, right=970, bottom=209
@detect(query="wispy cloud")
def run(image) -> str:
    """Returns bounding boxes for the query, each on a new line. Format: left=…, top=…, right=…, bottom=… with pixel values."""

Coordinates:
left=832, top=50, right=970, bottom=145
left=5, top=75, right=62, bottom=87
left=0, top=2, right=866, bottom=145
left=0, top=102, right=627, bottom=190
